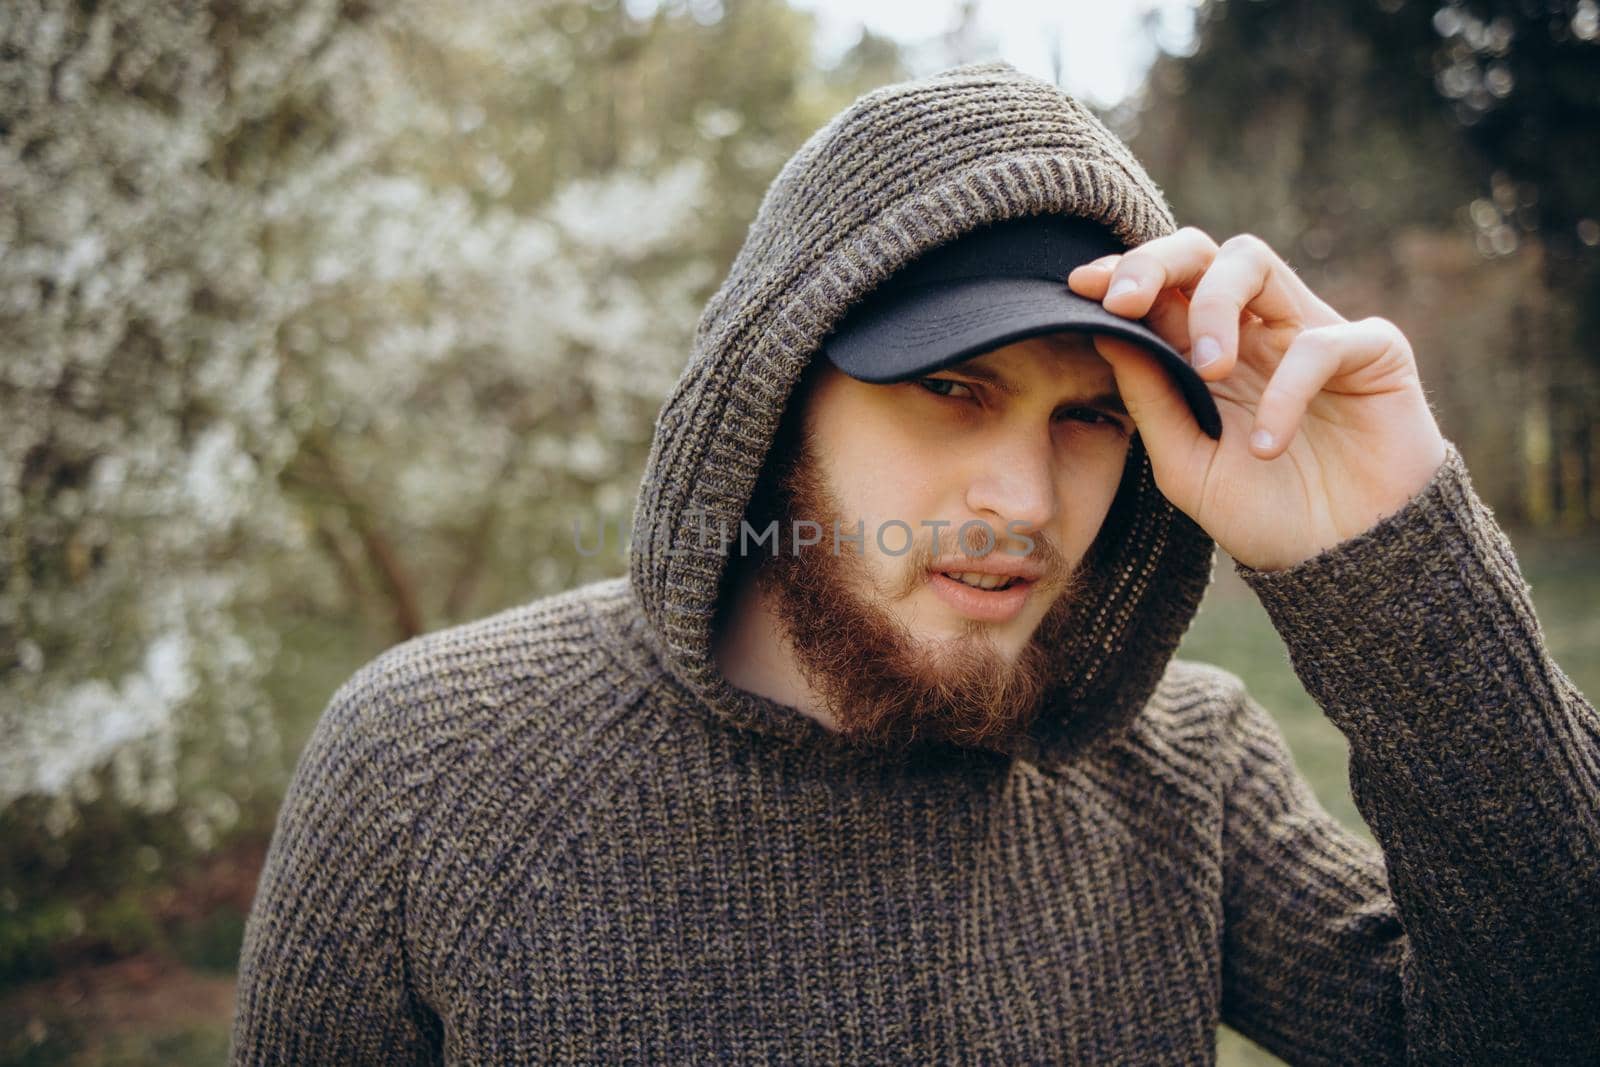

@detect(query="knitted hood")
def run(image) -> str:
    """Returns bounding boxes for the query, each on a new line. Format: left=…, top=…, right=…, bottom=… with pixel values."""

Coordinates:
left=626, top=61, right=1215, bottom=768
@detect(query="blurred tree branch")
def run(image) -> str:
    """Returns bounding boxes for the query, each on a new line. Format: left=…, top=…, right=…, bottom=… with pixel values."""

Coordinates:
left=286, top=430, right=424, bottom=640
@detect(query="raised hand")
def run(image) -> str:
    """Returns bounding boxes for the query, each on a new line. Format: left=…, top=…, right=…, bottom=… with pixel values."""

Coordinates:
left=1067, top=228, right=1449, bottom=572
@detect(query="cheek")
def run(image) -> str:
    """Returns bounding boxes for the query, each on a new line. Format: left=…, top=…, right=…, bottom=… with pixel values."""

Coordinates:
left=1057, top=445, right=1131, bottom=550
left=830, top=442, right=944, bottom=533
left=802, top=446, right=938, bottom=574
left=847, top=486, right=937, bottom=565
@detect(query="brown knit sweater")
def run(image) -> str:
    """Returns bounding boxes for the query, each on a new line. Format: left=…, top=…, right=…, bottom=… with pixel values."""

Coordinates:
left=231, top=63, right=1600, bottom=1064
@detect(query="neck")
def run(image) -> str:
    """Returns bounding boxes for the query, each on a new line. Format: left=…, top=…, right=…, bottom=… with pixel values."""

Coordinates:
left=712, top=567, right=840, bottom=733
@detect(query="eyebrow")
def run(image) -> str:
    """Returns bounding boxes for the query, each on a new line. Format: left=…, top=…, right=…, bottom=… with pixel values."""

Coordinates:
left=942, top=362, right=1130, bottom=418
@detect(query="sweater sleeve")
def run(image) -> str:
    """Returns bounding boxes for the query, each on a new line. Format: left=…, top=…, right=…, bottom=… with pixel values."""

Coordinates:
left=1220, top=440, right=1600, bottom=1064
left=230, top=667, right=443, bottom=1066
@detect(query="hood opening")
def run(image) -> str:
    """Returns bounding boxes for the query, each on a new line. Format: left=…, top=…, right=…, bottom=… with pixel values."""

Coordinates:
left=627, top=61, right=1216, bottom=769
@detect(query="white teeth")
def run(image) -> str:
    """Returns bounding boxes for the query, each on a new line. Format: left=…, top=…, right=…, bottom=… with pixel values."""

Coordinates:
left=943, top=571, right=1015, bottom=591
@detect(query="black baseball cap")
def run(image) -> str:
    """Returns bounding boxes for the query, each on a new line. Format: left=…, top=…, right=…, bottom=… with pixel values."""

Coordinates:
left=820, top=214, right=1222, bottom=440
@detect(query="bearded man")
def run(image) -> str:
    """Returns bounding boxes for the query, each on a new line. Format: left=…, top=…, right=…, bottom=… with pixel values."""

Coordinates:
left=232, top=62, right=1599, bottom=1065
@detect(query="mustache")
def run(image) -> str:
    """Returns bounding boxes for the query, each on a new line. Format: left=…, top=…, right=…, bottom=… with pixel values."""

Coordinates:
left=886, top=522, right=1074, bottom=602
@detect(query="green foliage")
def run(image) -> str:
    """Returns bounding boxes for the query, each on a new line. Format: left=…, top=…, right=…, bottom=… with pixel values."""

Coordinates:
left=1, top=0, right=377, bottom=885
left=0, top=787, right=211, bottom=988
left=0, top=900, right=87, bottom=990
left=0, top=1021, right=233, bottom=1067
left=166, top=909, right=245, bottom=975
left=1129, top=0, right=1479, bottom=273
left=1437, top=0, right=1600, bottom=345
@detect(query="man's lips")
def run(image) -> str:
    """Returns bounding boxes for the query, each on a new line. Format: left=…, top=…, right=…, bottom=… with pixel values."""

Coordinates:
left=926, top=566, right=1039, bottom=623
left=928, top=558, right=1045, bottom=584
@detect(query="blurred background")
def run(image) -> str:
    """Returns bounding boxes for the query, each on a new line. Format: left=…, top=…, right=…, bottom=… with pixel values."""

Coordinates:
left=2, top=0, right=1596, bottom=1063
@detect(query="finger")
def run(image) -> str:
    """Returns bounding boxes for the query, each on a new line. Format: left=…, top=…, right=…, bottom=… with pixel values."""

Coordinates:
left=1065, top=254, right=1123, bottom=299
left=1098, top=227, right=1219, bottom=319
left=1143, top=286, right=1192, bottom=354
left=1249, top=318, right=1405, bottom=458
left=1071, top=254, right=1192, bottom=353
left=1089, top=335, right=1206, bottom=460
left=1186, top=234, right=1317, bottom=380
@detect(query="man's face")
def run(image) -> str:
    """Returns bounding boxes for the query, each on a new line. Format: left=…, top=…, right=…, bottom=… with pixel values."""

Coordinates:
left=752, top=332, right=1135, bottom=751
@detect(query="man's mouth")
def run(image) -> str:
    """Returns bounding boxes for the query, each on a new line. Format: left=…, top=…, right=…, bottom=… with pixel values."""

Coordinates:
left=939, top=571, right=1025, bottom=592
left=927, top=569, right=1036, bottom=623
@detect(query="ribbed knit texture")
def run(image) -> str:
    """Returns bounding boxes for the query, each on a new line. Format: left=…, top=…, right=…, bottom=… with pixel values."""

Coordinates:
left=231, top=62, right=1600, bottom=1064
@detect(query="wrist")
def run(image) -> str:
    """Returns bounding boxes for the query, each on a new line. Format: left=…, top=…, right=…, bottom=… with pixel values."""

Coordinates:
left=1235, top=436, right=1449, bottom=574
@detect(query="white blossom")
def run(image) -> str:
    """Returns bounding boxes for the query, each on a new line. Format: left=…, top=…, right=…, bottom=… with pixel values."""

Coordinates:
left=2, top=0, right=713, bottom=835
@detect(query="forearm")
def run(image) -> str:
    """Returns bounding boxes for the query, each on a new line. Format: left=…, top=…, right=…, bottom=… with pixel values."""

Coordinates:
left=1235, top=440, right=1600, bottom=1058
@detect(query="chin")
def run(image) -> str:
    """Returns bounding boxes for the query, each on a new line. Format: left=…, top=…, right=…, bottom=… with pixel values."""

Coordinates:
left=912, top=602, right=1038, bottom=659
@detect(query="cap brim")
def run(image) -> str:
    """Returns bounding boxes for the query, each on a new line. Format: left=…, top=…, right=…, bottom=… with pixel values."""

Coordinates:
left=822, top=276, right=1222, bottom=440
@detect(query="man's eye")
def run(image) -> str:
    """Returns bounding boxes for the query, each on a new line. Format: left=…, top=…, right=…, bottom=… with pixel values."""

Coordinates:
left=916, top=377, right=973, bottom=399
left=1056, top=407, right=1124, bottom=431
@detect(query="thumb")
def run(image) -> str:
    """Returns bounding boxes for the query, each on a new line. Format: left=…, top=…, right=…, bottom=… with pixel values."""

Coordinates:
left=1090, top=336, right=1206, bottom=463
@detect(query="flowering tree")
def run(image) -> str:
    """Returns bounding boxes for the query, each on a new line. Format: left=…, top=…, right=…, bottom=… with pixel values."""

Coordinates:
left=1, top=0, right=373, bottom=845
left=0, top=0, right=710, bottom=853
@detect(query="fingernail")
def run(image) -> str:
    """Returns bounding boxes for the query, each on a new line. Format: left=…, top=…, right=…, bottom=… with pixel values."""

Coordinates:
left=1250, top=429, right=1274, bottom=452
left=1108, top=278, right=1139, bottom=300
left=1191, top=335, right=1221, bottom=370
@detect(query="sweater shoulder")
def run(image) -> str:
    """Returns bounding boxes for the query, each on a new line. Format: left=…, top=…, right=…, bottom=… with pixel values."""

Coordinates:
left=1072, top=657, right=1252, bottom=798
left=321, top=576, right=647, bottom=776
left=1139, top=657, right=1252, bottom=744
left=362, top=574, right=633, bottom=692
left=1099, top=658, right=1263, bottom=804
left=1134, top=658, right=1313, bottom=802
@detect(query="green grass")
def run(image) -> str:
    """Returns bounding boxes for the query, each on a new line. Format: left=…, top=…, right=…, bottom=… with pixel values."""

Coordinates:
left=0, top=1022, right=232, bottom=1067
left=1182, top=528, right=1600, bottom=830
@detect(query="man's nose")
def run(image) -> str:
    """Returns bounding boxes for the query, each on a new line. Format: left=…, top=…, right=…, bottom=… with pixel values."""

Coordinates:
left=962, top=432, right=1059, bottom=541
